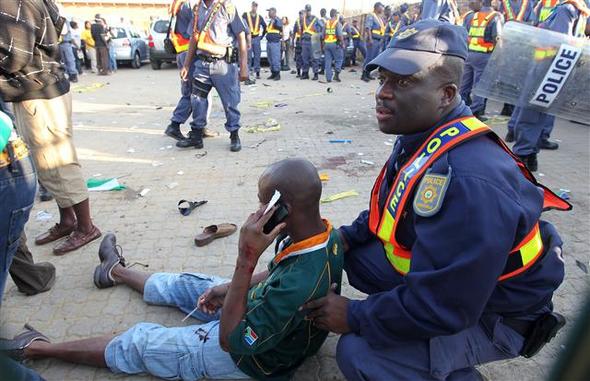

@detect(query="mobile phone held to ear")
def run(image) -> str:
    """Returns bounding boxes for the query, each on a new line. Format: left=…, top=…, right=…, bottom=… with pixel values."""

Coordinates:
left=263, top=201, right=289, bottom=234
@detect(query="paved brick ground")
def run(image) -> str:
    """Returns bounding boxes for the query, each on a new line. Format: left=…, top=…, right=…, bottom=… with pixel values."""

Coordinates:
left=1, top=65, right=588, bottom=381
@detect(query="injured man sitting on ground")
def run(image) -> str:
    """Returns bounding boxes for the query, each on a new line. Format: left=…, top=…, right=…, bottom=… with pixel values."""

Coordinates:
left=0, top=158, right=344, bottom=381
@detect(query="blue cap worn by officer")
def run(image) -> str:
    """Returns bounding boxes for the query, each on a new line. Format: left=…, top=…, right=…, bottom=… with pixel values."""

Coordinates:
left=305, top=20, right=570, bottom=380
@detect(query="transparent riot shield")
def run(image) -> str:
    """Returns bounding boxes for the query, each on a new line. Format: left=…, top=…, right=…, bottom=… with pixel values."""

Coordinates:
left=474, top=21, right=590, bottom=124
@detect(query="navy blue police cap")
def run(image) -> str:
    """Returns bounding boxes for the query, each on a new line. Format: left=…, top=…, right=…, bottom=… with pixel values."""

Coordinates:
left=367, top=20, right=468, bottom=76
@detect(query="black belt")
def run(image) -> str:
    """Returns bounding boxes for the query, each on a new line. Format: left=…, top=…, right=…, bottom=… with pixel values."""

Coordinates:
left=196, top=54, right=223, bottom=62
left=503, top=317, right=534, bottom=337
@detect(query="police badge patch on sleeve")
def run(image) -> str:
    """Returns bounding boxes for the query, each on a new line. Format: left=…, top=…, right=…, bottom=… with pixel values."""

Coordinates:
left=413, top=168, right=452, bottom=217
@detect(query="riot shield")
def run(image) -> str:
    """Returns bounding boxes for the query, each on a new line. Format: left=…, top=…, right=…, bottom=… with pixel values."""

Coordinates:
left=474, top=21, right=590, bottom=124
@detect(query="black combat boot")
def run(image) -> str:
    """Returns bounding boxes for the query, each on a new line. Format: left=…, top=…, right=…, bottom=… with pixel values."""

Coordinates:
left=539, top=139, right=559, bottom=150
left=517, top=154, right=538, bottom=172
left=267, top=72, right=277, bottom=80
left=256, top=71, right=261, bottom=79
left=165, top=122, right=185, bottom=141
left=312, top=73, right=319, bottom=80
left=176, top=129, right=203, bottom=149
left=301, top=71, right=309, bottom=80
left=230, top=131, right=241, bottom=152
left=274, top=72, right=281, bottom=81
left=334, top=72, right=341, bottom=82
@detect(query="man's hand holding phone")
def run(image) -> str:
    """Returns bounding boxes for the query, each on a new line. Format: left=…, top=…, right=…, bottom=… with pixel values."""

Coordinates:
left=238, top=204, right=286, bottom=268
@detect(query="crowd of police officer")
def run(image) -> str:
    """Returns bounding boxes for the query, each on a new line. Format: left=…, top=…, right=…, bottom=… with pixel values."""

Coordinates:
left=163, top=0, right=588, bottom=170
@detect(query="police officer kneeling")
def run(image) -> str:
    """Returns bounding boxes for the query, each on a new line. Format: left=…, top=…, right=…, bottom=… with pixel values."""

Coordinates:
left=302, top=20, right=571, bottom=380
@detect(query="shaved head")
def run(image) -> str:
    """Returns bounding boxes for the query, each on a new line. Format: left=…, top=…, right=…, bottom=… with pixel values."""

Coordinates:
left=258, top=158, right=322, bottom=215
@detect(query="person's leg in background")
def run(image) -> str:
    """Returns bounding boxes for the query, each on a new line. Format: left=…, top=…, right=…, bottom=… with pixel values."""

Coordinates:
left=252, top=36, right=262, bottom=79
left=301, top=39, right=312, bottom=79
left=505, top=106, right=521, bottom=142
left=73, top=47, right=83, bottom=75
left=459, top=54, right=475, bottom=107
left=468, top=53, right=491, bottom=119
left=210, top=60, right=242, bottom=152
left=108, top=44, right=117, bottom=72
left=9, top=233, right=56, bottom=296
left=12, top=92, right=101, bottom=255
left=512, top=108, right=552, bottom=172
left=334, top=45, right=344, bottom=82
left=165, top=51, right=191, bottom=141
left=324, top=44, right=335, bottom=82
left=96, top=47, right=108, bottom=75
left=59, top=42, right=78, bottom=82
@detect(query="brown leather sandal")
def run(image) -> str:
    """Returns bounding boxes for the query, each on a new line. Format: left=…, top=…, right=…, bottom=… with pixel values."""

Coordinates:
left=194, top=224, right=237, bottom=247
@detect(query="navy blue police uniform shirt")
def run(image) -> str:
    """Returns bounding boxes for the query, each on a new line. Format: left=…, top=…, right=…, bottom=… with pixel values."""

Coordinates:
left=266, top=18, right=283, bottom=42
left=340, top=102, right=564, bottom=347
left=541, top=3, right=584, bottom=35
left=176, top=2, right=194, bottom=39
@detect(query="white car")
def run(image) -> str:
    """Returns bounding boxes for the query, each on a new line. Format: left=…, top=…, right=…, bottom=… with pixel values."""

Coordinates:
left=109, top=25, right=149, bottom=68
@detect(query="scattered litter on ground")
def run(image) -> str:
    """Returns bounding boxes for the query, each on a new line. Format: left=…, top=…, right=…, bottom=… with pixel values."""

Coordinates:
left=329, top=139, right=352, bottom=143
left=295, top=111, right=304, bottom=114
left=319, top=173, right=330, bottom=182
left=92, top=173, right=102, bottom=177
left=559, top=189, right=571, bottom=200
left=349, top=69, right=357, bottom=73
left=178, top=200, right=208, bottom=216
left=245, top=119, right=281, bottom=133
left=357, top=153, right=364, bottom=156
left=87, top=178, right=126, bottom=191
left=576, top=260, right=588, bottom=274
left=36, top=211, right=53, bottom=221
left=538, top=173, right=545, bottom=177
left=262, top=83, right=271, bottom=87
left=325, top=131, right=334, bottom=135
left=361, top=160, right=375, bottom=166
left=321, top=190, right=359, bottom=203
left=167, top=182, right=179, bottom=190
left=152, top=161, right=164, bottom=167
left=195, top=151, right=208, bottom=159
left=138, top=188, right=151, bottom=197
left=274, top=103, right=288, bottom=108
left=155, top=106, right=163, bottom=110
left=327, top=87, right=333, bottom=93
left=384, top=141, right=394, bottom=146
left=248, top=139, right=267, bottom=149
left=251, top=100, right=274, bottom=109
left=71, top=82, right=106, bottom=93
left=177, top=170, right=185, bottom=175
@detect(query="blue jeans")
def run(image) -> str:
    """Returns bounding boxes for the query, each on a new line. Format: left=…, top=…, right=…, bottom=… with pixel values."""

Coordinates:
left=59, top=42, right=78, bottom=76
left=108, top=45, right=117, bottom=71
left=104, top=273, right=248, bottom=380
left=190, top=59, right=241, bottom=132
left=0, top=153, right=43, bottom=381
left=0, top=154, right=36, bottom=305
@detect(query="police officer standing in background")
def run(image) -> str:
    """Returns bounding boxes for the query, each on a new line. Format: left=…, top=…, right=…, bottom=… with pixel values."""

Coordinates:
left=350, top=19, right=366, bottom=67
left=178, top=0, right=248, bottom=152
left=510, top=0, right=589, bottom=171
left=323, top=9, right=344, bottom=83
left=292, top=10, right=305, bottom=77
left=245, top=1, right=265, bottom=80
left=361, top=2, right=385, bottom=82
left=266, top=7, right=283, bottom=81
left=165, top=0, right=195, bottom=141
left=300, top=4, right=322, bottom=80
left=460, top=0, right=503, bottom=120
left=302, top=20, right=570, bottom=379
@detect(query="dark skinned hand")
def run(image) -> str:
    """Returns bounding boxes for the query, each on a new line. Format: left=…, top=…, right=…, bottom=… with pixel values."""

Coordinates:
left=301, top=283, right=351, bottom=334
